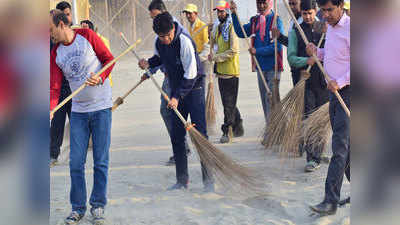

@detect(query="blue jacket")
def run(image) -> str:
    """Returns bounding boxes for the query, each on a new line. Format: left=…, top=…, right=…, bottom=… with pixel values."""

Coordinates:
left=231, top=12, right=284, bottom=72
left=148, top=23, right=204, bottom=100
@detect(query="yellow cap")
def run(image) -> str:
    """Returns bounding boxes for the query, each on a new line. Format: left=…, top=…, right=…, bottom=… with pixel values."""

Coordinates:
left=344, top=1, right=350, bottom=10
left=183, top=4, right=198, bottom=13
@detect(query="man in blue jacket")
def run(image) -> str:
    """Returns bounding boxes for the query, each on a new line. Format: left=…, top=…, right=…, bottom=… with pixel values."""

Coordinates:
left=230, top=0, right=284, bottom=123
left=138, top=12, right=214, bottom=192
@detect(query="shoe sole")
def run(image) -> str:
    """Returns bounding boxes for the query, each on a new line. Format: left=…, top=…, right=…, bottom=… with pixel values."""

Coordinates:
left=93, top=219, right=105, bottom=225
left=309, top=206, right=337, bottom=216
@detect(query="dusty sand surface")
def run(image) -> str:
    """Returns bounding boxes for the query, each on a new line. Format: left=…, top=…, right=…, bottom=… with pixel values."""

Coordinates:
left=50, top=50, right=350, bottom=225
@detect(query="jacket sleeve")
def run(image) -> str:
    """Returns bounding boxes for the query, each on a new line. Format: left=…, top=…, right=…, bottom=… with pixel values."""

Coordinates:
left=255, top=16, right=284, bottom=56
left=171, top=35, right=198, bottom=100
left=231, top=13, right=252, bottom=38
left=50, top=47, right=63, bottom=111
left=287, top=29, right=308, bottom=68
left=278, top=33, right=288, bottom=47
left=213, top=26, right=240, bottom=62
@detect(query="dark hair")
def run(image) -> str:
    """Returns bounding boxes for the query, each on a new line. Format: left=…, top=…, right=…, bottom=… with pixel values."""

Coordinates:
left=56, top=1, right=71, bottom=11
left=316, top=0, right=344, bottom=7
left=52, top=11, right=69, bottom=27
left=81, top=20, right=94, bottom=30
left=301, top=0, right=317, bottom=10
left=153, top=12, right=174, bottom=35
left=148, top=0, right=167, bottom=12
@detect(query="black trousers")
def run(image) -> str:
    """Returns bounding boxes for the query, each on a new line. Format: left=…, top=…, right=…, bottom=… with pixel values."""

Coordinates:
left=218, top=77, right=242, bottom=133
left=324, top=87, right=351, bottom=204
left=303, top=86, right=329, bottom=163
left=50, top=85, right=72, bottom=159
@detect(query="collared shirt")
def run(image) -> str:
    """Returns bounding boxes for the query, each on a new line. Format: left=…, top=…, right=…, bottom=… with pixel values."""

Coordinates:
left=317, top=13, right=350, bottom=88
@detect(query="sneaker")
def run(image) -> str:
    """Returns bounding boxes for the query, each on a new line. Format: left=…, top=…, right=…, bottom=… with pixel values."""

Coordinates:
left=305, top=161, right=321, bottom=173
left=64, top=211, right=84, bottom=225
left=321, top=155, right=331, bottom=164
left=166, top=156, right=175, bottom=166
left=220, top=126, right=233, bottom=143
left=90, top=207, right=105, bottom=225
left=50, top=158, right=58, bottom=168
left=167, top=182, right=188, bottom=190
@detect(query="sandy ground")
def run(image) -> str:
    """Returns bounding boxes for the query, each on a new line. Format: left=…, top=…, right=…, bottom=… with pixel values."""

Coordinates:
left=50, top=50, right=350, bottom=225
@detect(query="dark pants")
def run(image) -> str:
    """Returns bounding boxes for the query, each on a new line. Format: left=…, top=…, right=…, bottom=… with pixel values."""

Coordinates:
left=170, top=82, right=213, bottom=185
left=291, top=70, right=300, bottom=86
left=324, top=87, right=351, bottom=204
left=50, top=85, right=71, bottom=159
left=304, top=87, right=329, bottom=163
left=218, top=77, right=242, bottom=133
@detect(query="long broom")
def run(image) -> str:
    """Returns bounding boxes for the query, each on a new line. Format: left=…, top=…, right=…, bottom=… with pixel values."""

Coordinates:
left=205, top=0, right=217, bottom=134
left=262, top=33, right=326, bottom=157
left=282, top=0, right=350, bottom=117
left=50, top=39, right=142, bottom=116
left=120, top=34, right=266, bottom=196
left=272, top=0, right=281, bottom=104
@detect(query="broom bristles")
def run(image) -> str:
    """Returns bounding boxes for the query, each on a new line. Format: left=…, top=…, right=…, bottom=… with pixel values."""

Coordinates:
left=205, top=81, right=217, bottom=135
left=188, top=127, right=267, bottom=196
left=300, top=102, right=331, bottom=154
left=262, top=78, right=306, bottom=157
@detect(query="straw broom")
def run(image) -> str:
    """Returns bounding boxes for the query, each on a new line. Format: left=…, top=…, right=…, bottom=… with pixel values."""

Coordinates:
left=50, top=39, right=142, bottom=117
left=205, top=0, right=217, bottom=134
left=272, top=0, right=281, bottom=104
left=282, top=0, right=350, bottom=117
left=262, top=33, right=326, bottom=156
left=120, top=34, right=266, bottom=195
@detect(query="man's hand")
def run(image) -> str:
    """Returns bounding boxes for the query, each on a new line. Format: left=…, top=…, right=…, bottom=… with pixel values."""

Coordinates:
left=50, top=112, right=54, bottom=121
left=138, top=59, right=149, bottom=70
left=248, top=47, right=257, bottom=55
left=307, top=57, right=316, bottom=66
left=168, top=97, right=179, bottom=109
left=141, top=73, right=149, bottom=81
left=86, top=72, right=102, bottom=86
left=271, top=26, right=280, bottom=39
left=208, top=53, right=213, bottom=62
left=230, top=1, right=237, bottom=14
left=327, top=80, right=340, bottom=93
left=306, top=43, right=317, bottom=57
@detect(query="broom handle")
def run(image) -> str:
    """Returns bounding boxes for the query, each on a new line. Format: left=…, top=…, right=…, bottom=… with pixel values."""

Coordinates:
left=50, top=39, right=142, bottom=116
left=209, top=0, right=214, bottom=84
left=273, top=0, right=278, bottom=80
left=306, top=33, right=325, bottom=73
left=120, top=33, right=190, bottom=127
left=282, top=0, right=350, bottom=117
left=111, top=78, right=145, bottom=111
left=233, top=11, right=272, bottom=100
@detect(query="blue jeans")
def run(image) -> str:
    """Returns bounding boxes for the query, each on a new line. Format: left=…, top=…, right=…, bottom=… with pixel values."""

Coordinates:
left=160, top=78, right=190, bottom=153
left=324, top=87, right=350, bottom=204
left=257, top=70, right=280, bottom=122
left=69, top=108, right=112, bottom=215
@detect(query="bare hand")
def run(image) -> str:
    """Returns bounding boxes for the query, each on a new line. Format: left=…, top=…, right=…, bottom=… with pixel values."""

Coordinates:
left=50, top=112, right=54, bottom=121
left=168, top=97, right=179, bottom=109
left=85, top=72, right=102, bottom=86
left=248, top=47, right=257, bottom=55
left=271, top=26, right=280, bottom=39
left=230, top=1, right=237, bottom=14
left=306, top=43, right=317, bottom=57
left=138, top=59, right=149, bottom=70
left=307, top=57, right=316, bottom=66
left=327, top=80, right=340, bottom=93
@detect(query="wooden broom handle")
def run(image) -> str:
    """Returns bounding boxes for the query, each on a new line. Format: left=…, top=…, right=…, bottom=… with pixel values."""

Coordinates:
left=50, top=38, right=142, bottom=116
left=209, top=0, right=214, bottom=84
left=306, top=32, right=325, bottom=73
left=120, top=33, right=190, bottom=127
left=233, top=11, right=272, bottom=98
left=111, top=78, right=145, bottom=111
left=282, top=0, right=350, bottom=117
left=273, top=0, right=278, bottom=80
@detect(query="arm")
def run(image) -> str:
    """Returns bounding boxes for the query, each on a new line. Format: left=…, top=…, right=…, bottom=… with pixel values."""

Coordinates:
left=213, top=26, right=240, bottom=62
left=50, top=48, right=63, bottom=111
left=171, top=35, right=198, bottom=99
left=231, top=13, right=252, bottom=38
left=256, top=16, right=284, bottom=56
left=278, top=33, right=288, bottom=47
left=287, top=29, right=308, bottom=68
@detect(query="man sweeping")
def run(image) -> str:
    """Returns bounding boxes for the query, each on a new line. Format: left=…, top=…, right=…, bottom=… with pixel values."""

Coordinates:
left=287, top=0, right=329, bottom=172
left=306, top=0, right=350, bottom=215
left=50, top=11, right=114, bottom=224
left=208, top=1, right=244, bottom=143
left=230, top=0, right=284, bottom=123
left=138, top=12, right=214, bottom=192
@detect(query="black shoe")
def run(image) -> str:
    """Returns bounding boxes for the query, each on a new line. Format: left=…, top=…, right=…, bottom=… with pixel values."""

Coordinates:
left=220, top=126, right=233, bottom=143
left=65, top=211, right=84, bottom=225
left=233, top=120, right=244, bottom=137
left=166, top=156, right=175, bottom=165
left=338, top=197, right=350, bottom=206
left=167, top=182, right=188, bottom=190
left=204, top=183, right=215, bottom=193
left=90, top=207, right=105, bottom=225
left=310, top=201, right=337, bottom=215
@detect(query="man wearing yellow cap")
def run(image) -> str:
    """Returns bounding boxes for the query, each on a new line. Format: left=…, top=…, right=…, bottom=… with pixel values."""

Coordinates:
left=209, top=0, right=244, bottom=144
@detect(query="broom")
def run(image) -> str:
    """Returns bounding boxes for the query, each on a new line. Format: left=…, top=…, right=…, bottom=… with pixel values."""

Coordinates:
left=120, top=33, right=267, bottom=195
left=300, top=102, right=331, bottom=155
left=205, top=0, right=217, bottom=134
left=50, top=39, right=142, bottom=117
left=272, top=0, right=281, bottom=105
left=282, top=0, right=350, bottom=117
left=262, top=33, right=326, bottom=156
left=112, top=77, right=145, bottom=112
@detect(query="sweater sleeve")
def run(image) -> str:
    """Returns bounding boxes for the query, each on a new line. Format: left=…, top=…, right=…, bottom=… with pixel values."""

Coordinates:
left=50, top=47, right=63, bottom=111
left=287, top=29, right=308, bottom=68
left=231, top=13, right=252, bottom=38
